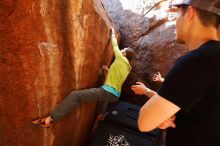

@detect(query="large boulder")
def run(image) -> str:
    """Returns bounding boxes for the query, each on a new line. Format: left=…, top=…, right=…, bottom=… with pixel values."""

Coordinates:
left=0, top=0, right=114, bottom=145
left=102, top=0, right=188, bottom=105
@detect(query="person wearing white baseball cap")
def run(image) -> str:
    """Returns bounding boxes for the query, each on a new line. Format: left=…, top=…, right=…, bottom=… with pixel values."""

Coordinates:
left=138, top=0, right=220, bottom=146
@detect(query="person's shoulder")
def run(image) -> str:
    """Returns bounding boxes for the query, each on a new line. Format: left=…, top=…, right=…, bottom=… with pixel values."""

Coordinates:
left=201, top=40, right=220, bottom=50
left=171, top=49, right=209, bottom=74
left=191, top=41, right=220, bottom=67
left=195, top=40, right=220, bottom=57
left=176, top=51, right=205, bottom=65
left=181, top=40, right=220, bottom=63
left=178, top=40, right=220, bottom=58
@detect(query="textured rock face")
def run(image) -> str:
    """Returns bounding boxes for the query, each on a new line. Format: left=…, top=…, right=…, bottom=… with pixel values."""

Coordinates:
left=0, top=0, right=113, bottom=146
left=102, top=0, right=188, bottom=104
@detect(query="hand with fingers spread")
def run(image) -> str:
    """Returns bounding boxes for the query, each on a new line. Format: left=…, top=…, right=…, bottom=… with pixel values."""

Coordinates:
left=158, top=115, right=176, bottom=130
left=152, top=72, right=164, bottom=83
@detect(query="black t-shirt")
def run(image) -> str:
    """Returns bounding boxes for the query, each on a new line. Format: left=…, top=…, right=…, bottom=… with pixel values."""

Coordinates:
left=158, top=41, right=220, bottom=146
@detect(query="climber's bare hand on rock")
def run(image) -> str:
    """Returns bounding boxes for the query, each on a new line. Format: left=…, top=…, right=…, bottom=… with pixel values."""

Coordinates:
left=111, top=27, right=115, bottom=36
left=102, top=65, right=109, bottom=71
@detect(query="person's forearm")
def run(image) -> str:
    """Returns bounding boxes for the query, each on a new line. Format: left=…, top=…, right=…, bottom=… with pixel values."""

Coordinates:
left=111, top=33, right=121, bottom=57
left=145, top=89, right=157, bottom=98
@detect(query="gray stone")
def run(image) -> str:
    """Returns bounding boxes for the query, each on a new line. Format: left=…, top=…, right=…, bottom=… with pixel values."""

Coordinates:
left=102, top=0, right=188, bottom=104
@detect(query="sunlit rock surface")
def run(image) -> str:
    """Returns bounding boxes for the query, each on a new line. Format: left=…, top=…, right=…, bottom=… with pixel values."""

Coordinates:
left=0, top=0, right=114, bottom=145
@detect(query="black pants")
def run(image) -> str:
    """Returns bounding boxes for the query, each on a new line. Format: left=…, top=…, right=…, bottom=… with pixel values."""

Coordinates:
left=51, top=88, right=118, bottom=121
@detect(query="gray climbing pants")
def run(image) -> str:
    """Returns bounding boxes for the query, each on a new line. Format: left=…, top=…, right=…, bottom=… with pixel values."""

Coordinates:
left=51, top=88, right=118, bottom=121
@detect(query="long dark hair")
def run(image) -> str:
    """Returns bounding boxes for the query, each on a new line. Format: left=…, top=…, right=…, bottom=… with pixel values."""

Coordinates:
left=125, top=47, right=135, bottom=62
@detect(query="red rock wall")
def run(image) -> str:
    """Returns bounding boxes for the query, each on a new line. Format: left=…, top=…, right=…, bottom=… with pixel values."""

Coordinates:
left=0, top=0, right=114, bottom=145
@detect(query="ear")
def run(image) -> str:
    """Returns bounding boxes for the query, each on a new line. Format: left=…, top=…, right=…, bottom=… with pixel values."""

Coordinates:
left=186, top=6, right=195, bottom=22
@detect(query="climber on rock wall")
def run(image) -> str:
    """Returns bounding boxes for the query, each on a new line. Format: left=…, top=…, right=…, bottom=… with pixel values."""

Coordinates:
left=32, top=28, right=135, bottom=128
